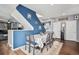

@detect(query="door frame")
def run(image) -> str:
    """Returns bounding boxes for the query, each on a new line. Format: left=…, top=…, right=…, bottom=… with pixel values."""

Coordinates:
left=60, top=21, right=66, bottom=41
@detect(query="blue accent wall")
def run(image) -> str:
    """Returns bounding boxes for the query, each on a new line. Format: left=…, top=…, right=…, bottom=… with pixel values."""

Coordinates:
left=13, top=31, right=26, bottom=49
left=13, top=4, right=46, bottom=49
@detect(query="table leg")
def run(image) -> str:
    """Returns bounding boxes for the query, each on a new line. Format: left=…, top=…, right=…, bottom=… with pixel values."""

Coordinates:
left=29, top=36, right=31, bottom=53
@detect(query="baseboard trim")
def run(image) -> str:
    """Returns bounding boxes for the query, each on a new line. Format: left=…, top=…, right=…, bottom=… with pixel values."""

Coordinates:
left=53, top=38, right=61, bottom=41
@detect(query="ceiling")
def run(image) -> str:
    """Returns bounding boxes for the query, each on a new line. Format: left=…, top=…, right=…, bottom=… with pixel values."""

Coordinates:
left=0, top=4, right=79, bottom=21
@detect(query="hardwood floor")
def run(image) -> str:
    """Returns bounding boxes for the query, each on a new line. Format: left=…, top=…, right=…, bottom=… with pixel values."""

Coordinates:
left=0, top=40, right=79, bottom=55
left=0, top=40, right=26, bottom=55
left=59, top=40, right=79, bottom=55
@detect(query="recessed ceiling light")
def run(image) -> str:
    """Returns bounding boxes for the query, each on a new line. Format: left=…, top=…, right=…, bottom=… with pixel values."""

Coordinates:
left=50, top=4, right=54, bottom=6
left=47, top=17, right=50, bottom=18
left=62, top=13, right=66, bottom=15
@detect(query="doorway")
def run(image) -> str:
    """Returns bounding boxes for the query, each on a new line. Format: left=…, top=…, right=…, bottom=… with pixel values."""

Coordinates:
left=61, top=22, right=66, bottom=42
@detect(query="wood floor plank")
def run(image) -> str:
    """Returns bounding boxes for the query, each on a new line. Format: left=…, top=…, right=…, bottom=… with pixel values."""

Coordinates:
left=0, top=40, right=26, bottom=55
left=59, top=40, right=79, bottom=55
left=0, top=40, right=79, bottom=55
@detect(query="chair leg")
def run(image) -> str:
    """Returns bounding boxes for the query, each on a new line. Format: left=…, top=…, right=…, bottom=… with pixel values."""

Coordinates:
left=33, top=47, right=35, bottom=55
left=40, top=43, right=44, bottom=53
left=40, top=45, right=44, bottom=53
left=47, top=47, right=48, bottom=51
left=49, top=44, right=51, bottom=48
left=41, top=48, right=43, bottom=53
left=46, top=45, right=48, bottom=51
left=25, top=45, right=27, bottom=50
left=29, top=45, right=31, bottom=53
left=50, top=40, right=53, bottom=47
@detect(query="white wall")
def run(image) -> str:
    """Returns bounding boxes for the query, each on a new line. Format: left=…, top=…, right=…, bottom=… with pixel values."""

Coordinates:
left=65, top=20, right=77, bottom=41
left=8, top=30, right=13, bottom=48
left=11, top=10, right=34, bottom=30
left=77, top=20, right=79, bottom=42
left=53, top=21, right=61, bottom=38
left=52, top=20, right=77, bottom=42
left=41, top=19, right=53, bottom=32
